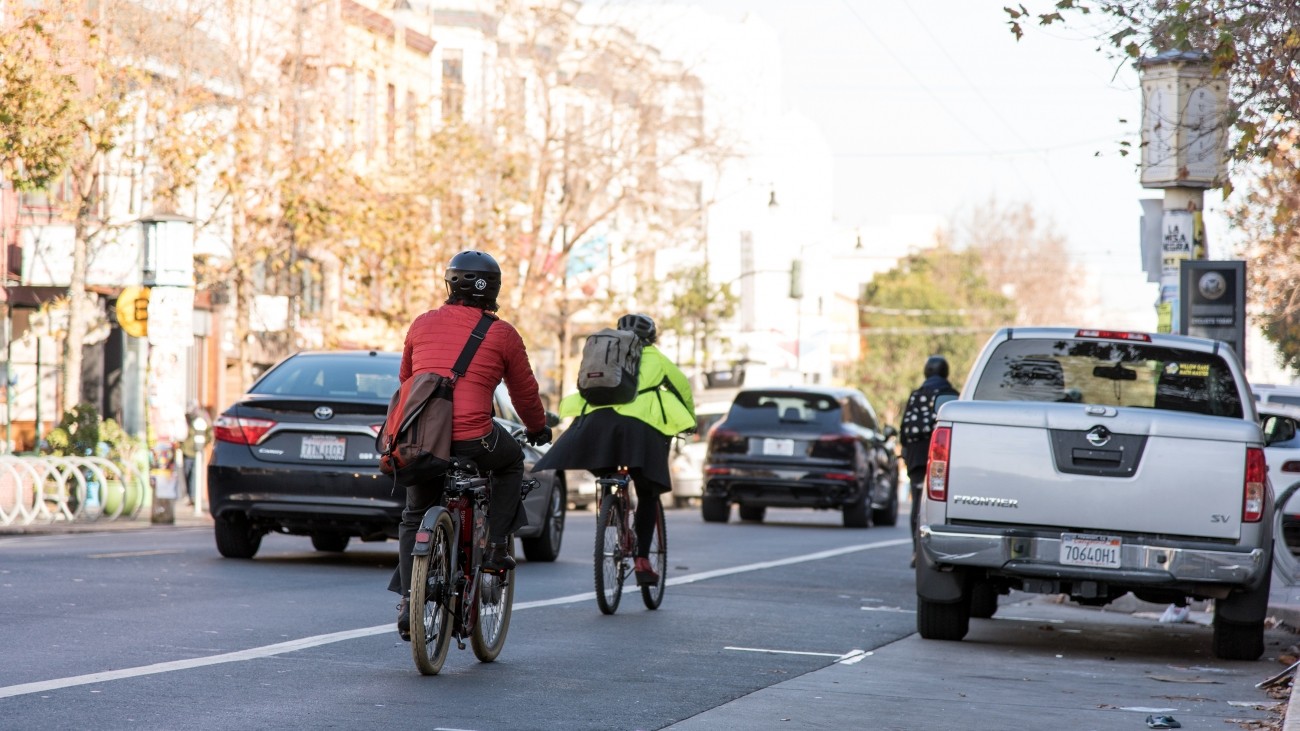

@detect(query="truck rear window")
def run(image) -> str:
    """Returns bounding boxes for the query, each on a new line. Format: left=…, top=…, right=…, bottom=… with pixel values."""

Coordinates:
left=971, top=339, right=1244, bottom=418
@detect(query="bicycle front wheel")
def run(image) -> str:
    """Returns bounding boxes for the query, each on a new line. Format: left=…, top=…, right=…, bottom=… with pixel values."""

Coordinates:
left=594, top=493, right=626, bottom=614
left=410, top=511, right=455, bottom=676
left=471, top=542, right=515, bottom=662
left=640, top=498, right=667, bottom=610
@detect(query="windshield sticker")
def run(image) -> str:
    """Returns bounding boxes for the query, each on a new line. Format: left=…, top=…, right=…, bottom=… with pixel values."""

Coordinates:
left=1164, top=362, right=1209, bottom=378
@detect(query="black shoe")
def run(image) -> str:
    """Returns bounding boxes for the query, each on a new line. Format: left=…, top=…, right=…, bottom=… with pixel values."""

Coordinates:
left=482, top=542, right=516, bottom=574
left=634, top=557, right=659, bottom=586
left=396, top=596, right=411, bottom=642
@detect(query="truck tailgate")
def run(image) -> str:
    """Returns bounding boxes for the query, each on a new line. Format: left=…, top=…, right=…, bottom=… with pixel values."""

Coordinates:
left=941, top=402, right=1260, bottom=541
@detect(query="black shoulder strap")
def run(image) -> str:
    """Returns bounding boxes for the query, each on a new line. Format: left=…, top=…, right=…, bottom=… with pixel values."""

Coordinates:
left=449, top=313, right=495, bottom=383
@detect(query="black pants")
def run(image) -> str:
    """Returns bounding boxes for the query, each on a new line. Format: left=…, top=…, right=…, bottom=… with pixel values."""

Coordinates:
left=908, top=465, right=927, bottom=551
left=628, top=469, right=665, bottom=559
left=389, top=421, right=526, bottom=596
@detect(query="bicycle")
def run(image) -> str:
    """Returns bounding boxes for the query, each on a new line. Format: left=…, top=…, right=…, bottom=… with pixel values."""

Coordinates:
left=408, top=440, right=538, bottom=675
left=593, top=468, right=667, bottom=614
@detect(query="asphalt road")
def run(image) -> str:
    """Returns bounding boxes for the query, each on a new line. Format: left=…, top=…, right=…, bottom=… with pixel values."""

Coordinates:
left=0, top=507, right=1293, bottom=730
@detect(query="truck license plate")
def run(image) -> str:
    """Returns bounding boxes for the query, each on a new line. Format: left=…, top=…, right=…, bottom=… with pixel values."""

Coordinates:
left=1059, top=533, right=1121, bottom=569
left=301, top=436, right=347, bottom=461
left=762, top=438, right=795, bottom=456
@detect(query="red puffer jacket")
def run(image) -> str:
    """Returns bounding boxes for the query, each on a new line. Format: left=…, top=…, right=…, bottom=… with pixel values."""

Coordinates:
left=400, top=303, right=546, bottom=441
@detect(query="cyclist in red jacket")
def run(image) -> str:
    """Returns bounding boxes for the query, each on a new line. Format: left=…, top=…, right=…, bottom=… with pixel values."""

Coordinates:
left=388, top=250, right=552, bottom=641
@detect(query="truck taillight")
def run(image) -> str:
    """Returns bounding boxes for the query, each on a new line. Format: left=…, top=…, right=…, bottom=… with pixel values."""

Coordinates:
left=927, top=426, right=951, bottom=501
left=1244, top=447, right=1266, bottom=523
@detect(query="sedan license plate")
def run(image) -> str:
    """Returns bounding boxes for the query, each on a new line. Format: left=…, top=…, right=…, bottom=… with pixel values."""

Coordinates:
left=301, top=436, right=347, bottom=461
left=1059, top=533, right=1121, bottom=569
left=761, top=438, right=795, bottom=456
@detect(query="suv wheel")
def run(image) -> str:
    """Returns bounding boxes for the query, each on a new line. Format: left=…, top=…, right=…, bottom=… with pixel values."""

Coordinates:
left=214, top=514, right=262, bottom=559
left=842, top=493, right=869, bottom=528
left=738, top=504, right=765, bottom=523
left=701, top=495, right=730, bottom=523
left=871, top=474, right=899, bottom=527
left=311, top=533, right=350, bottom=552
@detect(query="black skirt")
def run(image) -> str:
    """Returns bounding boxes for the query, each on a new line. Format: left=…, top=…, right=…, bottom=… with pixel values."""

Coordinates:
left=532, top=409, right=673, bottom=491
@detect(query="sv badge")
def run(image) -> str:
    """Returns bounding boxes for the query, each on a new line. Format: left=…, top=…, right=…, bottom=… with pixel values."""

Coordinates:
left=1211, top=514, right=1231, bottom=523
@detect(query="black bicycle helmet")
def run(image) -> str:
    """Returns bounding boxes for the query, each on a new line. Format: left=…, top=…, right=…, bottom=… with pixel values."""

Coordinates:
left=444, top=250, right=502, bottom=307
left=617, top=313, right=657, bottom=344
left=924, top=355, right=949, bottom=379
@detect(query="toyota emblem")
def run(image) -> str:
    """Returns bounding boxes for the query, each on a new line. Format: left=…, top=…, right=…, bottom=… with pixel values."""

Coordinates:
left=314, top=406, right=334, bottom=420
left=1085, top=426, right=1111, bottom=447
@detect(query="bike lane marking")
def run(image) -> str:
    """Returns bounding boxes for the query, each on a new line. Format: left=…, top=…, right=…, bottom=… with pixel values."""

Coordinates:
left=0, top=537, right=910, bottom=699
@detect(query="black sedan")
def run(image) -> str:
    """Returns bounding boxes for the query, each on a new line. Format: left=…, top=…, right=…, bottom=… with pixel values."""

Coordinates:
left=207, top=350, right=565, bottom=561
left=701, top=385, right=899, bottom=528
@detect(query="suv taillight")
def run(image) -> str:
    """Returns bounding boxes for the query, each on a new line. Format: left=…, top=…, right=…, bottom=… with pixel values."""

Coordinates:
left=927, top=426, right=951, bottom=501
left=214, top=415, right=276, bottom=446
left=708, top=428, right=747, bottom=454
left=1244, top=447, right=1266, bottom=523
left=811, top=434, right=856, bottom=459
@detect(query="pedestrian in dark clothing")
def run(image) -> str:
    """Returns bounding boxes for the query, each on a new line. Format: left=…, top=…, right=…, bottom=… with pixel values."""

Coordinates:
left=900, top=355, right=959, bottom=566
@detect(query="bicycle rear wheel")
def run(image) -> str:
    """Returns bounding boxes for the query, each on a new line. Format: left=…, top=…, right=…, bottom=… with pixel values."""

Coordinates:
left=471, top=542, right=515, bottom=662
left=594, top=493, right=626, bottom=614
left=640, top=499, right=667, bottom=610
left=410, top=511, right=455, bottom=675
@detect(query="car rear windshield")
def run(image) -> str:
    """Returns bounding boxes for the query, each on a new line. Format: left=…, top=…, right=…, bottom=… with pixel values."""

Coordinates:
left=727, top=391, right=843, bottom=428
left=972, top=338, right=1244, bottom=418
left=252, top=355, right=400, bottom=399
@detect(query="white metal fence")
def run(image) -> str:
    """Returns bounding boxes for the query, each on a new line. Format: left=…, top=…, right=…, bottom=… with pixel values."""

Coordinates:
left=0, top=455, right=148, bottom=526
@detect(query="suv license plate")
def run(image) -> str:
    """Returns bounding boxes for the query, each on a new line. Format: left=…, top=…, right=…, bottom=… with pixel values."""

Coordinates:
left=1059, top=533, right=1121, bottom=569
left=762, top=438, right=795, bottom=456
left=301, top=436, right=347, bottom=461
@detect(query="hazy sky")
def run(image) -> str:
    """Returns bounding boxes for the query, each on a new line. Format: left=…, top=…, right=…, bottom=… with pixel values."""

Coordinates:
left=621, top=0, right=1240, bottom=330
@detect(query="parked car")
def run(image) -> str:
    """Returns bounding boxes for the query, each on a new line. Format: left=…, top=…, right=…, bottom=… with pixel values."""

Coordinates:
left=701, top=386, right=898, bottom=527
left=1259, top=401, right=1300, bottom=555
left=1253, top=383, right=1300, bottom=408
left=207, top=350, right=565, bottom=562
left=668, top=401, right=730, bottom=508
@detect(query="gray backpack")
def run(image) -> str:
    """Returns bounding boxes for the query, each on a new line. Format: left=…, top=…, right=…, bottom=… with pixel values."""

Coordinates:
left=577, top=328, right=643, bottom=405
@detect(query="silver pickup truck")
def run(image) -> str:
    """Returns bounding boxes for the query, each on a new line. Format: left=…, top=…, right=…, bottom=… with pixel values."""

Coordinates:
left=916, top=328, right=1273, bottom=660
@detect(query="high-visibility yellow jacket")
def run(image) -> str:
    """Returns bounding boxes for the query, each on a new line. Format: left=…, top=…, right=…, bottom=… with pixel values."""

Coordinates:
left=559, top=345, right=696, bottom=436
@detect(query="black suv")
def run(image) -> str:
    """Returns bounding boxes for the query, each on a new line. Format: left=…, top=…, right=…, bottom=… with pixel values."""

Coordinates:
left=701, top=386, right=899, bottom=528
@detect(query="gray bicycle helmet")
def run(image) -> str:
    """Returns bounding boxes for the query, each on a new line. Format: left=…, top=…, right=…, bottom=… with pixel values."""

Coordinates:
left=617, top=313, right=657, bottom=344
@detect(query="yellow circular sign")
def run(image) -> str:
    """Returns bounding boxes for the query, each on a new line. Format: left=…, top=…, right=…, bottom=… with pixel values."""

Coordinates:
left=116, top=286, right=150, bottom=338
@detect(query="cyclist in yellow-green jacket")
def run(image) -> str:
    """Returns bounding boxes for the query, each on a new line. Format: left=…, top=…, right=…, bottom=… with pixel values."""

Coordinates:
left=534, top=313, right=695, bottom=586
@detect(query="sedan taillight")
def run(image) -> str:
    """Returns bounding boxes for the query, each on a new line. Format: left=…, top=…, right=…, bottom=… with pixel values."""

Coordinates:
left=214, top=415, right=276, bottom=446
left=927, top=426, right=951, bottom=502
left=1244, top=447, right=1266, bottom=523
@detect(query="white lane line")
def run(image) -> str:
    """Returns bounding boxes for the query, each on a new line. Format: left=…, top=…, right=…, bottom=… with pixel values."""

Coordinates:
left=860, top=606, right=914, bottom=613
left=89, top=550, right=183, bottom=559
left=0, top=537, right=908, bottom=699
left=837, top=650, right=871, bottom=665
left=726, top=646, right=844, bottom=658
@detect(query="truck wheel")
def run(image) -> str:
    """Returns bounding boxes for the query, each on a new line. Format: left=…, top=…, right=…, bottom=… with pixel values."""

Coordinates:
left=701, top=496, right=730, bottom=523
left=738, top=504, right=765, bottom=522
left=1212, top=617, right=1264, bottom=660
left=917, top=596, right=970, bottom=641
left=969, top=582, right=998, bottom=619
left=842, top=494, right=869, bottom=528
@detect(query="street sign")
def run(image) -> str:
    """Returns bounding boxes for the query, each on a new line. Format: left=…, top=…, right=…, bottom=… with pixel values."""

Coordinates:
left=116, top=286, right=150, bottom=338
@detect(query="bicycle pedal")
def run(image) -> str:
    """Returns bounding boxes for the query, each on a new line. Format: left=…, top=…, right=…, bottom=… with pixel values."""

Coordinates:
left=456, top=638, right=466, bottom=651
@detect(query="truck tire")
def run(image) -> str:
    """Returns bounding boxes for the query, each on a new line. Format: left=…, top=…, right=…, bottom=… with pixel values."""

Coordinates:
left=1212, top=617, right=1264, bottom=660
left=917, top=596, right=970, bottom=641
left=738, top=504, right=765, bottom=523
left=969, top=581, right=998, bottom=619
left=701, top=496, right=730, bottom=523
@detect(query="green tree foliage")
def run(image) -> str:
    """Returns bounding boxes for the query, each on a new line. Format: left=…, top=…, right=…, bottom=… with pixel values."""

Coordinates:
left=1005, top=1, right=1299, bottom=161
left=852, top=240, right=1015, bottom=424
left=661, top=263, right=738, bottom=370
left=0, top=16, right=79, bottom=192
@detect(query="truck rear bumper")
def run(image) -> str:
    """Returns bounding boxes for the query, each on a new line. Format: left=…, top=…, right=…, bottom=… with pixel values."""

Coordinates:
left=921, top=524, right=1268, bottom=586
